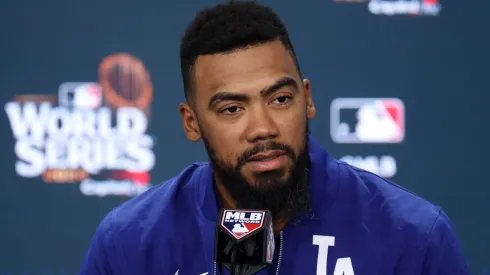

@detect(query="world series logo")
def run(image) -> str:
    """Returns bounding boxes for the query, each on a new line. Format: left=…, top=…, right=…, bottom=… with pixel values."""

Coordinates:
left=5, top=53, right=156, bottom=198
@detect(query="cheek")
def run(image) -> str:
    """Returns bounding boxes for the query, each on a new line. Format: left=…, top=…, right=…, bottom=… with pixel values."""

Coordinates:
left=203, top=122, right=244, bottom=165
left=275, top=107, right=307, bottom=147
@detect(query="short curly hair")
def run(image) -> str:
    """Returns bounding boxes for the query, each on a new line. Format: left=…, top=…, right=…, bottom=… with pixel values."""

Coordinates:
left=180, top=0, right=302, bottom=103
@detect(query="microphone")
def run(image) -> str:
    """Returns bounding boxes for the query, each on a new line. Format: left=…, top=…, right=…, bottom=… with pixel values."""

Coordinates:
left=214, top=209, right=275, bottom=275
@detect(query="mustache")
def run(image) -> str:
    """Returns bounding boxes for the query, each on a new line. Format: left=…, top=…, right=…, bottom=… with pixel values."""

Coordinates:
left=235, top=141, right=297, bottom=170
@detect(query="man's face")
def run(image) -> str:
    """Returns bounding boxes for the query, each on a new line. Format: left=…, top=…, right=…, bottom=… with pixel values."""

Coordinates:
left=180, top=40, right=316, bottom=221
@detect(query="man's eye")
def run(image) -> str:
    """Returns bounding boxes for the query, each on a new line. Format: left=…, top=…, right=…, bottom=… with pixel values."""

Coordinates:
left=221, top=106, right=241, bottom=114
left=273, top=96, right=292, bottom=104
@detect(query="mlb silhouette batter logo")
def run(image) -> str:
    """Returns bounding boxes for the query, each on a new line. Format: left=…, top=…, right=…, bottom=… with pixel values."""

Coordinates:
left=330, top=98, right=405, bottom=144
left=221, top=210, right=265, bottom=240
left=58, top=82, right=103, bottom=109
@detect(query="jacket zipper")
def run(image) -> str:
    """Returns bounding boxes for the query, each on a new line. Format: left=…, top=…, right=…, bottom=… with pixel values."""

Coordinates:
left=275, top=231, right=283, bottom=275
left=214, top=231, right=283, bottom=275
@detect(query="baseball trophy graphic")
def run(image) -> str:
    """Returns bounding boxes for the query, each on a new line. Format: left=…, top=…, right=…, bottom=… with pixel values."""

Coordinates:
left=98, top=53, right=153, bottom=118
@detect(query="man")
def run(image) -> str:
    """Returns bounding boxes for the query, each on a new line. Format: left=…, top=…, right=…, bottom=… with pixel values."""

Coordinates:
left=80, top=1, right=469, bottom=274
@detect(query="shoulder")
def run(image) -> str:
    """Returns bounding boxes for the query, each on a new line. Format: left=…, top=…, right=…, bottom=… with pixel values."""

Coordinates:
left=96, top=162, right=208, bottom=241
left=335, top=159, right=443, bottom=241
left=334, top=163, right=468, bottom=272
left=81, top=162, right=210, bottom=273
left=309, top=136, right=443, bottom=238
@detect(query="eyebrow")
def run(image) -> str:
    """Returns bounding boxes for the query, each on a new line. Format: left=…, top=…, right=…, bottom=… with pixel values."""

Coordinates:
left=207, top=76, right=299, bottom=110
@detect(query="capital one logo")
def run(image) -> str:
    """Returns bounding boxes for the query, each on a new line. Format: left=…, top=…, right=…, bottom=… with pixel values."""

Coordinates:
left=333, top=0, right=442, bottom=17
left=368, top=0, right=442, bottom=16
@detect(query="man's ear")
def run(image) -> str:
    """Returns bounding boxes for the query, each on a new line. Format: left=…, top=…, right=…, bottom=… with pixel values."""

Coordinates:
left=179, top=103, right=201, bottom=142
left=303, top=79, right=316, bottom=120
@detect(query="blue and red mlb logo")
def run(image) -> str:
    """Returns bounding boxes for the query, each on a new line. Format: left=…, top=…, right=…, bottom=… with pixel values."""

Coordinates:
left=58, top=82, right=103, bottom=109
left=221, top=210, right=265, bottom=240
left=330, top=98, right=405, bottom=144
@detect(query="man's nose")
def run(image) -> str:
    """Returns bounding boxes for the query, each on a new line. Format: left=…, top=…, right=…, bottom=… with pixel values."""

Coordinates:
left=245, top=107, right=279, bottom=143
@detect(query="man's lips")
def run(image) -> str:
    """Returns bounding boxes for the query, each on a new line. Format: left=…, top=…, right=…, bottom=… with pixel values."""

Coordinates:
left=246, top=150, right=287, bottom=172
left=247, top=150, right=285, bottom=161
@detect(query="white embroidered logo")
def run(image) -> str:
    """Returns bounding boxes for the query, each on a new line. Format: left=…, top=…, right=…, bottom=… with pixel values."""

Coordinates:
left=313, top=235, right=355, bottom=275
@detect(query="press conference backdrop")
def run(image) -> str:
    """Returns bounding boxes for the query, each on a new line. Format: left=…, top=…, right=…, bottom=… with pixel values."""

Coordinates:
left=0, top=0, right=488, bottom=274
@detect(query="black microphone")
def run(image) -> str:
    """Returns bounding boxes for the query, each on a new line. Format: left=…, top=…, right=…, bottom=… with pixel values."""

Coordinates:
left=214, top=209, right=275, bottom=275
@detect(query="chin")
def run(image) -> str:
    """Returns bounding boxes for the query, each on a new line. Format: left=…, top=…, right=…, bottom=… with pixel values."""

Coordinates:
left=245, top=170, right=290, bottom=189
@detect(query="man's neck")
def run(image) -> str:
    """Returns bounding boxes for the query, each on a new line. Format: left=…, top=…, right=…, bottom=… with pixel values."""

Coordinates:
left=214, top=180, right=289, bottom=235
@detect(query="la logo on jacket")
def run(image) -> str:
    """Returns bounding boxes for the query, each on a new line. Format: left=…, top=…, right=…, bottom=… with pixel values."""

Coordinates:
left=313, top=235, right=355, bottom=275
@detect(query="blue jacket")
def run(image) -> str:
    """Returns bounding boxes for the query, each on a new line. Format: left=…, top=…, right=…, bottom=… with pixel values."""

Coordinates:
left=80, top=136, right=469, bottom=275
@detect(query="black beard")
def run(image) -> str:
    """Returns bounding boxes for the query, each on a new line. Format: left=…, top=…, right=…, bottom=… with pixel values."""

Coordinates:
left=202, top=126, right=311, bottom=224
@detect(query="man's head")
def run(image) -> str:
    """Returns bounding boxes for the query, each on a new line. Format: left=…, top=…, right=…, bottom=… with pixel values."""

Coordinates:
left=179, top=1, right=316, bottom=223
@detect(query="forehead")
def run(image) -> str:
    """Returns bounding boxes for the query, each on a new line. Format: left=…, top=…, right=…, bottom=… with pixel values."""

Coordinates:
left=193, top=40, right=299, bottom=102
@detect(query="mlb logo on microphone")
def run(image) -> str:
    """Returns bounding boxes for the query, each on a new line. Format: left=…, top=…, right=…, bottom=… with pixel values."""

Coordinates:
left=221, top=210, right=265, bottom=240
left=330, top=98, right=405, bottom=144
left=58, top=82, right=103, bottom=109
